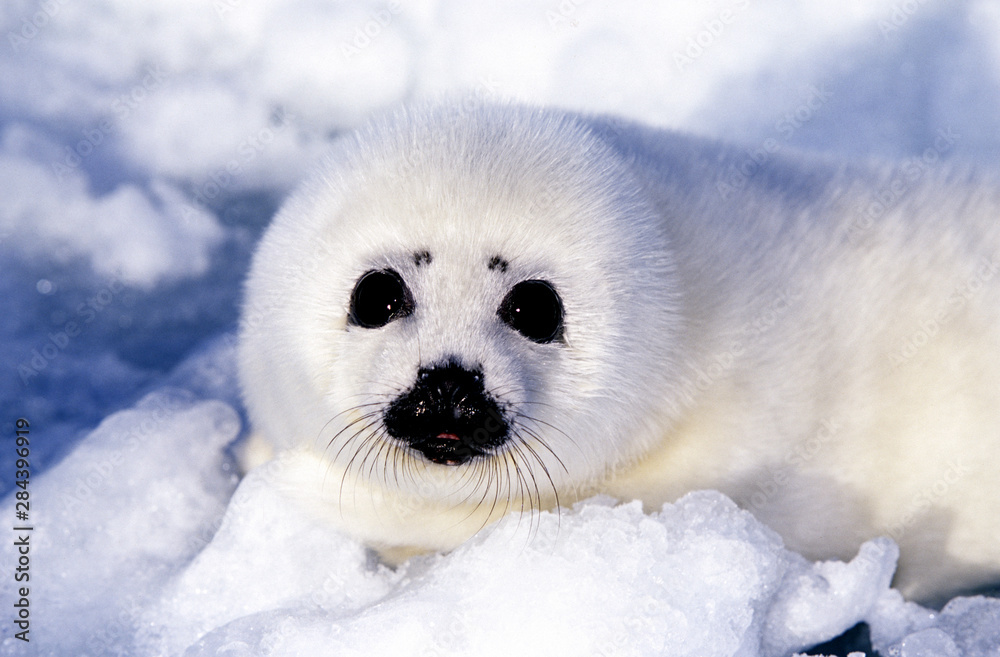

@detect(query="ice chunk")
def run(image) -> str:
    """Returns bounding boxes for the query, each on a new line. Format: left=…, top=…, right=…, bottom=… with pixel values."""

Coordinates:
left=763, top=538, right=898, bottom=656
left=872, top=595, right=1000, bottom=657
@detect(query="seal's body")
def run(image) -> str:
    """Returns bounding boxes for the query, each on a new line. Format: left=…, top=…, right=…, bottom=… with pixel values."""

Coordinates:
left=239, top=102, right=1000, bottom=603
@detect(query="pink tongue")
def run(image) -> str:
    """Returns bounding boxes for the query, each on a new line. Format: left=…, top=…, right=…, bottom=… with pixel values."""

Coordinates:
left=436, top=432, right=461, bottom=441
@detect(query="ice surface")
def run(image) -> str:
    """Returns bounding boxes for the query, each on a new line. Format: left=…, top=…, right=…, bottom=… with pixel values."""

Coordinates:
left=2, top=0, right=999, bottom=655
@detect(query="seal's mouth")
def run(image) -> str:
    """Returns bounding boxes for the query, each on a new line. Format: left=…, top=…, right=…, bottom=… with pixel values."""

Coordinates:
left=383, top=361, right=510, bottom=466
left=410, top=432, right=485, bottom=465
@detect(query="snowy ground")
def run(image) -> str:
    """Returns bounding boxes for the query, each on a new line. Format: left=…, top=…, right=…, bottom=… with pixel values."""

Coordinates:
left=1, top=1, right=999, bottom=655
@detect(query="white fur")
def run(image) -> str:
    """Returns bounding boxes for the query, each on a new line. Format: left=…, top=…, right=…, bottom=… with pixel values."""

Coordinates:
left=239, top=100, right=1000, bottom=603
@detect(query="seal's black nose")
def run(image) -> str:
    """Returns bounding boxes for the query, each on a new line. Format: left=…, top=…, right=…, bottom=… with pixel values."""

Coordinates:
left=383, top=360, right=509, bottom=465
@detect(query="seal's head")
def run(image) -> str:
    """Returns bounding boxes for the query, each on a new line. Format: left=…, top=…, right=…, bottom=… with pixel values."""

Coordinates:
left=239, top=101, right=684, bottom=548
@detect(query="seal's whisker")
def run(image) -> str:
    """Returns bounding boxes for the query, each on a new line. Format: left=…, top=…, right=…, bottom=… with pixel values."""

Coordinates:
left=327, top=410, right=383, bottom=461
left=515, top=431, right=561, bottom=528
left=511, top=411, right=578, bottom=456
left=510, top=442, right=544, bottom=544
left=510, top=420, right=569, bottom=480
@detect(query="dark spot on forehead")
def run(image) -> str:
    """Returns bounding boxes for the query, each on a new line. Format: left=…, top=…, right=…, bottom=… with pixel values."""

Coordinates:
left=488, top=255, right=509, bottom=272
left=414, top=251, right=432, bottom=266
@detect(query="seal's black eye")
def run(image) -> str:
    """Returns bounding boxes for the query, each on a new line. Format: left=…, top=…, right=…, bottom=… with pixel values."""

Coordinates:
left=348, top=269, right=414, bottom=328
left=498, top=279, right=564, bottom=343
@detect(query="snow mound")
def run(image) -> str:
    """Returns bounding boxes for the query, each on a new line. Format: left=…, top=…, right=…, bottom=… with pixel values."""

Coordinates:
left=0, top=128, right=224, bottom=288
left=0, top=390, right=240, bottom=655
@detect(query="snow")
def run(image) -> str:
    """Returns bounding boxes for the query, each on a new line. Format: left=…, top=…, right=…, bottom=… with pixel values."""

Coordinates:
left=0, top=127, right=223, bottom=287
left=1, top=0, right=999, bottom=655
left=1, top=389, right=240, bottom=656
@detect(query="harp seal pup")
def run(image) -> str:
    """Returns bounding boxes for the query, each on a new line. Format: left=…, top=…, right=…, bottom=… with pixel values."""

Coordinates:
left=238, top=100, right=1000, bottom=604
